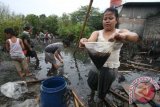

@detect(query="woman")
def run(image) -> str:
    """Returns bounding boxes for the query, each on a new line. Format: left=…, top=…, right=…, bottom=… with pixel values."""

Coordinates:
left=79, top=7, right=139, bottom=103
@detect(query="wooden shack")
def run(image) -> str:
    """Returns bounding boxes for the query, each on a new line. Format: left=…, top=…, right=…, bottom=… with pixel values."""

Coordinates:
left=116, top=2, right=160, bottom=40
left=116, top=2, right=160, bottom=54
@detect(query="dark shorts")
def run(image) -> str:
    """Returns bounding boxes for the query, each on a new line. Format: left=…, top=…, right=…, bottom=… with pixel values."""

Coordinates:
left=26, top=50, right=37, bottom=58
left=87, top=67, right=118, bottom=99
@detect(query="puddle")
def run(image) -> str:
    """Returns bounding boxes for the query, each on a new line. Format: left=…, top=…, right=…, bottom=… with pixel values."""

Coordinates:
left=0, top=47, right=160, bottom=106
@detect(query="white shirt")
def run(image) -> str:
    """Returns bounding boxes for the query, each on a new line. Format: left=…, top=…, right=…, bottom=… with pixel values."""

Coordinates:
left=9, top=38, right=25, bottom=59
left=97, top=29, right=123, bottom=68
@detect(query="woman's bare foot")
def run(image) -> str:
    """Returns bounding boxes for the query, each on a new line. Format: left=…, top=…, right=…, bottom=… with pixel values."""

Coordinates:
left=18, top=72, right=25, bottom=77
left=26, top=72, right=32, bottom=77
left=18, top=72, right=26, bottom=80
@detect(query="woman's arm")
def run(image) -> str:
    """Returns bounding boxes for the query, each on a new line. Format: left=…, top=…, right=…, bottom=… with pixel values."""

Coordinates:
left=79, top=31, right=99, bottom=48
left=123, top=29, right=139, bottom=42
left=113, top=29, right=139, bottom=42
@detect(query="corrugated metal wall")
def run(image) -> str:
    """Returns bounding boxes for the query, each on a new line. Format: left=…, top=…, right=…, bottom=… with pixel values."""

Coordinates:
left=119, top=18, right=145, bottom=36
left=119, top=6, right=159, bottom=18
left=143, top=15, right=160, bottom=40
left=117, top=3, right=160, bottom=38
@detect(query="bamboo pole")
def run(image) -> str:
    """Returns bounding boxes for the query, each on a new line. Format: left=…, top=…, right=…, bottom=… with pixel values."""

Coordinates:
left=72, top=89, right=85, bottom=107
left=74, top=97, right=80, bottom=107
left=75, top=0, right=93, bottom=48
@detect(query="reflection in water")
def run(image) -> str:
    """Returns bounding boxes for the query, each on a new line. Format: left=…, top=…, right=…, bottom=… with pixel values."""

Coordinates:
left=73, top=51, right=83, bottom=80
left=1, top=47, right=160, bottom=106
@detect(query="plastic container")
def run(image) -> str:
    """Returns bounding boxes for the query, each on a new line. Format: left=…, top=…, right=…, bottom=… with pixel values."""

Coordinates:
left=40, top=76, right=67, bottom=107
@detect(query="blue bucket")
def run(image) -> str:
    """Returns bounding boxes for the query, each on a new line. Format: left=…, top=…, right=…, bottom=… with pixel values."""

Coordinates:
left=40, top=76, right=67, bottom=107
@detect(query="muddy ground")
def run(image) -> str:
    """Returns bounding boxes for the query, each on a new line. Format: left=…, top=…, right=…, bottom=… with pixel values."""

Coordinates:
left=0, top=40, right=160, bottom=107
left=0, top=42, right=93, bottom=107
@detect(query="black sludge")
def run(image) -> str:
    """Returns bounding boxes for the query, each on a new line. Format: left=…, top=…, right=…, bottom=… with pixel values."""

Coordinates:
left=88, top=51, right=110, bottom=69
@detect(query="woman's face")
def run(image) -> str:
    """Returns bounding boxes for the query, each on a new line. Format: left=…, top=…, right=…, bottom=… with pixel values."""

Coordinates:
left=103, top=11, right=117, bottom=31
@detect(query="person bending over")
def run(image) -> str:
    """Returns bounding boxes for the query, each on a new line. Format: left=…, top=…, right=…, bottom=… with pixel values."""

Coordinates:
left=45, top=40, right=70, bottom=75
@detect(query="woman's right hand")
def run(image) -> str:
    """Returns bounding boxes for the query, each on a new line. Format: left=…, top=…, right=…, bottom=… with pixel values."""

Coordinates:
left=79, top=38, right=88, bottom=48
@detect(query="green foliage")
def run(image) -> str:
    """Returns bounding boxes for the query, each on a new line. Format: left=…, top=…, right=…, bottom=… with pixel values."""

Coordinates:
left=57, top=6, right=102, bottom=42
left=46, top=15, right=58, bottom=34
left=24, top=14, right=59, bottom=36
left=25, top=14, right=39, bottom=34
left=25, top=14, right=39, bottom=26
left=70, top=6, right=88, bottom=24
left=88, top=12, right=103, bottom=30
left=0, top=2, right=24, bottom=44
left=70, top=6, right=103, bottom=30
left=0, top=18, right=24, bottom=44
left=57, top=15, right=91, bottom=42
left=0, top=2, right=103, bottom=44
left=38, top=14, right=46, bottom=31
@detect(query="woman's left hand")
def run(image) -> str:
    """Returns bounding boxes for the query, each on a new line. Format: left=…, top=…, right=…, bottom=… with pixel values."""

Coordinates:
left=109, top=30, right=129, bottom=42
left=114, top=32, right=127, bottom=42
left=109, top=32, right=126, bottom=42
left=114, top=29, right=139, bottom=42
left=60, top=60, right=63, bottom=63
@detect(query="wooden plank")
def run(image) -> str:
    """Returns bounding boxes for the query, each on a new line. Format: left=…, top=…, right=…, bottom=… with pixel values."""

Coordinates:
left=121, top=63, right=160, bottom=72
left=121, top=83, right=130, bottom=95
left=118, top=71, right=132, bottom=73
left=126, top=60, right=152, bottom=67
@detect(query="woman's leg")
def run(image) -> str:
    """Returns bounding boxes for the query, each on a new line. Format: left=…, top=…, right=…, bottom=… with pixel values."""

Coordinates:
left=98, top=67, right=118, bottom=99
left=22, top=58, right=32, bottom=76
left=13, top=60, right=25, bottom=79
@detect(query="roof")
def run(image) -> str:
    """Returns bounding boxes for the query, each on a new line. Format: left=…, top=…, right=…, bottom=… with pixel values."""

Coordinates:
left=123, top=2, right=160, bottom=6
left=122, top=0, right=160, bottom=3
left=116, top=1, right=160, bottom=7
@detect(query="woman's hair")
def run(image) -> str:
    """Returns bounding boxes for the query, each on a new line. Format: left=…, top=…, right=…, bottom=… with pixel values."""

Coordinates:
left=4, top=28, right=16, bottom=36
left=104, top=7, right=119, bottom=28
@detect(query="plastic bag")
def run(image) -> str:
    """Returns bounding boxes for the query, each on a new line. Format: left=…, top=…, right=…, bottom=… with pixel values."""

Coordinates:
left=84, top=42, right=122, bottom=69
left=85, top=42, right=122, bottom=53
left=0, top=81, right=28, bottom=99
left=85, top=42, right=114, bottom=55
